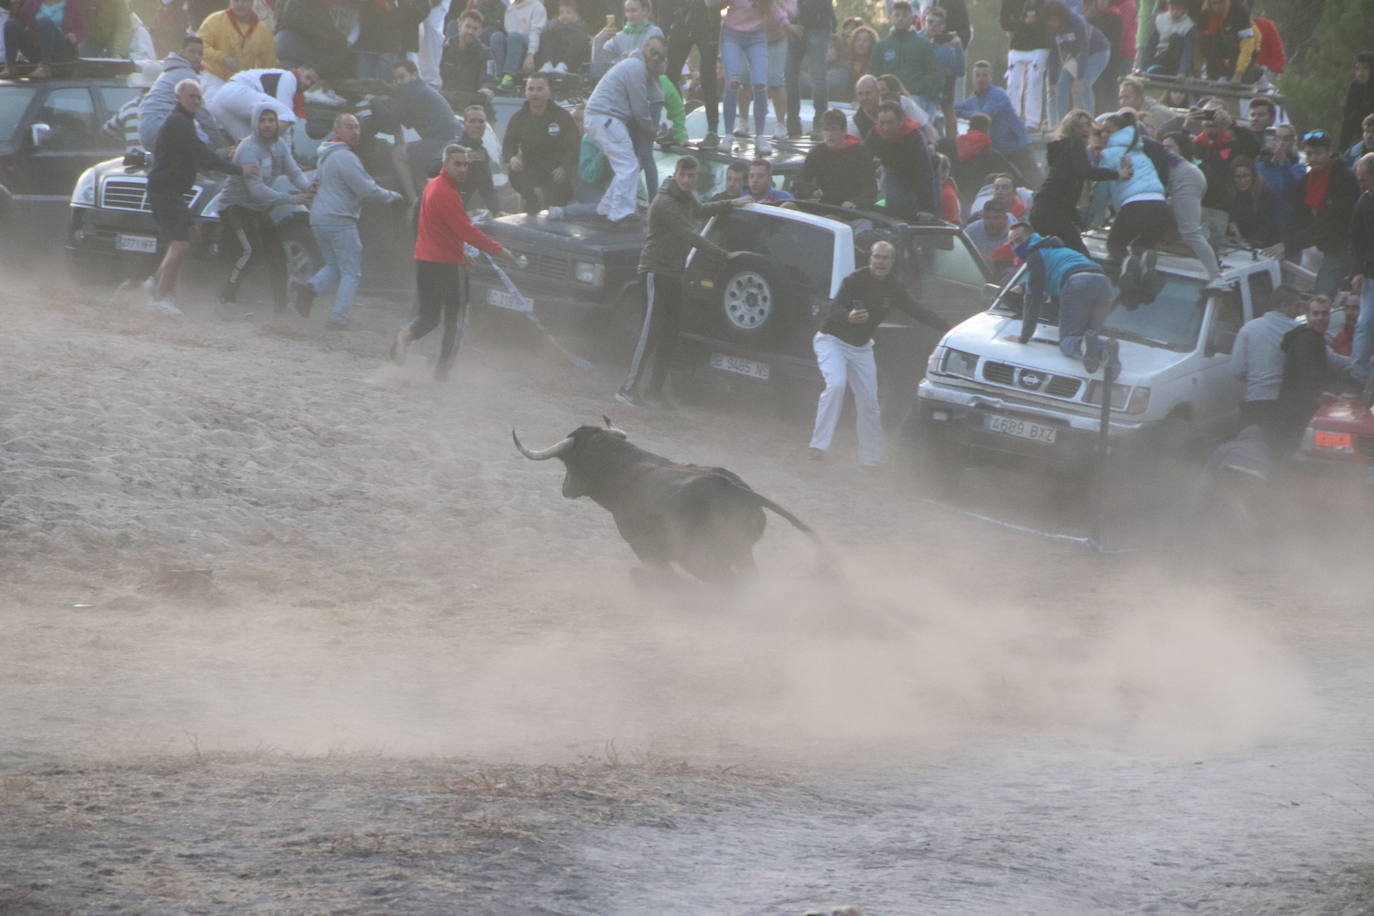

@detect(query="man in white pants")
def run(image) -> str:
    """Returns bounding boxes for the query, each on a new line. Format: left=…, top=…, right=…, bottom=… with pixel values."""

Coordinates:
left=1003, top=0, right=1051, bottom=132
left=809, top=241, right=949, bottom=468
left=208, top=66, right=317, bottom=141
left=584, top=37, right=666, bottom=223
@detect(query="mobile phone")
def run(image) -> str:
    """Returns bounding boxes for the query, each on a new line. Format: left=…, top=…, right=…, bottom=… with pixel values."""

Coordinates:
left=606, top=13, right=616, bottom=27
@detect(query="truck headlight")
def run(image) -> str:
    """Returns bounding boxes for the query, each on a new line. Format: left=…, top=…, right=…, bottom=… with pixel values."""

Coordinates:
left=941, top=348, right=979, bottom=380
left=71, top=168, right=97, bottom=207
left=1125, top=387, right=1151, bottom=415
left=574, top=260, right=603, bottom=286
left=1084, top=380, right=1131, bottom=410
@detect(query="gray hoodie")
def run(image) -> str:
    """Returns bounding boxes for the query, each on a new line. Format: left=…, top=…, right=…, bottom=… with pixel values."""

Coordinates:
left=219, top=101, right=312, bottom=211
left=1231, top=309, right=1298, bottom=402
left=308, top=138, right=401, bottom=225
left=138, top=53, right=208, bottom=149
left=585, top=50, right=663, bottom=137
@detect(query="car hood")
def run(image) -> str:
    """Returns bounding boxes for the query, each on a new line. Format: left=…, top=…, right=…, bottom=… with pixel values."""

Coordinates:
left=945, top=311, right=1195, bottom=386
left=1309, top=396, right=1374, bottom=434
left=483, top=213, right=645, bottom=248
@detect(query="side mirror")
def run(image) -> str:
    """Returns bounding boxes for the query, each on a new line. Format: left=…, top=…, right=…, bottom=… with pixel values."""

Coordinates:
left=30, top=122, right=52, bottom=148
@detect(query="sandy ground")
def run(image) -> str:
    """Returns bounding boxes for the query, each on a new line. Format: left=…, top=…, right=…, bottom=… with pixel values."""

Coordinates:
left=2, top=268, right=1374, bottom=915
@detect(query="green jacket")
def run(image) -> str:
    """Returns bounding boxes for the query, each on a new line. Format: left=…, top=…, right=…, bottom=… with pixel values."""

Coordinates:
left=659, top=76, right=686, bottom=143
left=868, top=28, right=940, bottom=103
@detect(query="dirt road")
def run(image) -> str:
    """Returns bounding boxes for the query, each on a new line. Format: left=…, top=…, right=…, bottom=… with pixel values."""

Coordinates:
left=2, top=279, right=1372, bottom=914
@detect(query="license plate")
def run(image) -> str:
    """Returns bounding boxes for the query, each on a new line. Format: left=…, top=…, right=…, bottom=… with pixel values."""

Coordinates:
left=710, top=352, right=770, bottom=380
left=485, top=287, right=530, bottom=312
left=115, top=233, right=158, bottom=253
left=986, top=413, right=1057, bottom=444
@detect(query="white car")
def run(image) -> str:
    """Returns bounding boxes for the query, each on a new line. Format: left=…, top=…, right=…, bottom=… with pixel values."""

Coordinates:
left=914, top=234, right=1297, bottom=481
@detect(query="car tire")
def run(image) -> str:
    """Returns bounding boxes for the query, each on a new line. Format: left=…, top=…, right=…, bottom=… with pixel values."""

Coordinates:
left=279, top=217, right=322, bottom=288
left=711, top=251, right=796, bottom=345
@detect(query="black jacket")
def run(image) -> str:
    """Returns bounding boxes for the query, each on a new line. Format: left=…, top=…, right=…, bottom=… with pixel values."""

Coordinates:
left=538, top=20, right=590, bottom=69
left=1032, top=136, right=1117, bottom=221
left=796, top=136, right=877, bottom=209
left=1285, top=160, right=1360, bottom=256
left=500, top=100, right=580, bottom=177
left=1001, top=0, right=1050, bottom=52
left=1279, top=324, right=1331, bottom=430
left=1341, top=77, right=1374, bottom=150
left=638, top=179, right=732, bottom=276
left=820, top=266, right=947, bottom=347
left=864, top=120, right=937, bottom=215
left=442, top=37, right=494, bottom=93
left=147, top=103, right=241, bottom=197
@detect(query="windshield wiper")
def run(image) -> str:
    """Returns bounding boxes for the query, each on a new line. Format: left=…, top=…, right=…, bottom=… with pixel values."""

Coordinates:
left=1103, top=328, right=1183, bottom=350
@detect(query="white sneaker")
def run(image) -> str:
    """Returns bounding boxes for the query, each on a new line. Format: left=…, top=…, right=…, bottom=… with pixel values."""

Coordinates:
left=554, top=62, right=569, bottom=74
left=538, top=61, right=553, bottom=72
left=732, top=127, right=751, bottom=138
left=142, top=276, right=156, bottom=296
left=771, top=125, right=789, bottom=141
left=755, top=137, right=772, bottom=155
left=148, top=299, right=183, bottom=317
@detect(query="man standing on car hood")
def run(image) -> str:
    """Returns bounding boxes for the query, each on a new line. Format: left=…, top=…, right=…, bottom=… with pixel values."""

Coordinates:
left=584, top=37, right=666, bottom=224
left=145, top=78, right=256, bottom=317
left=809, top=239, right=948, bottom=468
left=617, top=155, right=748, bottom=407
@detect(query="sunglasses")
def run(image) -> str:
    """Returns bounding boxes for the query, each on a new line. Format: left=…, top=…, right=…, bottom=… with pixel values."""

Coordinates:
left=1303, top=130, right=1328, bottom=143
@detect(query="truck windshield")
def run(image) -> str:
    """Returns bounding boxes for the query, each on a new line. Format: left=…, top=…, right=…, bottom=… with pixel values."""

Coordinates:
left=1102, top=274, right=1206, bottom=351
left=0, top=87, right=38, bottom=145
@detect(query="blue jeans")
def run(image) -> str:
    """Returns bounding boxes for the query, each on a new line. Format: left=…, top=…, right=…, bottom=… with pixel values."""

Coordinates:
left=785, top=27, right=831, bottom=132
left=499, top=31, right=528, bottom=79
left=1314, top=249, right=1353, bottom=300
left=721, top=26, right=768, bottom=138
left=1058, top=271, right=1112, bottom=361
left=1351, top=280, right=1374, bottom=382
left=309, top=220, right=363, bottom=324
left=1055, top=48, right=1110, bottom=123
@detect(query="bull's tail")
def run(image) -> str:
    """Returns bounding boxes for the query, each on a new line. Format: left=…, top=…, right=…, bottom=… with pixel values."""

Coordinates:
left=737, top=488, right=837, bottom=577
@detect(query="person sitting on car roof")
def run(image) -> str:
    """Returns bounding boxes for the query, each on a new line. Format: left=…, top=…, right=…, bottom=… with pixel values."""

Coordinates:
left=442, top=9, right=498, bottom=111
left=808, top=239, right=949, bottom=468
left=196, top=0, right=277, bottom=100
left=216, top=102, right=313, bottom=314
left=795, top=109, right=877, bottom=210
left=1, top=0, right=87, bottom=79
left=377, top=58, right=464, bottom=203
left=1009, top=221, right=1115, bottom=374
left=502, top=71, right=580, bottom=215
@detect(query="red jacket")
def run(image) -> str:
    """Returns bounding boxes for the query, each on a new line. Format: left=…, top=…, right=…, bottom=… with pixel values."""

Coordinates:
left=413, top=170, right=502, bottom=265
left=12, top=0, right=88, bottom=44
left=1253, top=17, right=1284, bottom=74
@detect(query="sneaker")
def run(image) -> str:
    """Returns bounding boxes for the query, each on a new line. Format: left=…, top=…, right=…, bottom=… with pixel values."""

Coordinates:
left=1102, top=337, right=1122, bottom=376
left=808, top=447, right=825, bottom=462
left=755, top=137, right=772, bottom=155
left=699, top=131, right=720, bottom=149
left=499, top=74, right=514, bottom=89
left=148, top=299, right=182, bottom=317
left=1082, top=329, right=1102, bottom=375
left=554, top=62, right=569, bottom=74
left=786, top=121, right=803, bottom=140
left=389, top=326, right=411, bottom=365
left=771, top=125, right=789, bottom=141
left=538, top=61, right=553, bottom=72
left=291, top=281, right=315, bottom=317
left=732, top=127, right=752, bottom=138
left=614, top=389, right=645, bottom=407
left=546, top=205, right=565, bottom=220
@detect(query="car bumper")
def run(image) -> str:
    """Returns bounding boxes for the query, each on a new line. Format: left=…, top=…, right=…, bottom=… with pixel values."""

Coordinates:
left=676, top=333, right=817, bottom=386
left=469, top=271, right=620, bottom=319
left=65, top=205, right=218, bottom=262
left=1289, top=451, right=1374, bottom=485
left=917, top=377, right=1146, bottom=470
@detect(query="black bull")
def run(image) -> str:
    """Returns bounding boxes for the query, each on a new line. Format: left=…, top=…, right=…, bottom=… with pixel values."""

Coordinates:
left=512, top=419, right=824, bottom=582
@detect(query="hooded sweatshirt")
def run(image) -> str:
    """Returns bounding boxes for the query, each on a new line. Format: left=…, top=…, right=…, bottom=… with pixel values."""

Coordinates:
left=864, top=117, right=938, bottom=214
left=1231, top=309, right=1298, bottom=402
left=586, top=50, right=663, bottom=137
left=220, top=100, right=311, bottom=211
left=593, top=20, right=665, bottom=68
left=198, top=5, right=278, bottom=81
left=504, top=0, right=548, bottom=54
left=1094, top=124, right=1165, bottom=210
left=309, top=138, right=402, bottom=224
left=139, top=53, right=203, bottom=145
left=1014, top=232, right=1103, bottom=343
left=797, top=135, right=878, bottom=208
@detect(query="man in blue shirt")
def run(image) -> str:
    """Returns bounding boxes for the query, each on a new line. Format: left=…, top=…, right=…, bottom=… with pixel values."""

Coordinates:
left=955, top=60, right=1040, bottom=185
left=746, top=158, right=795, bottom=205
left=1010, top=222, right=1114, bottom=374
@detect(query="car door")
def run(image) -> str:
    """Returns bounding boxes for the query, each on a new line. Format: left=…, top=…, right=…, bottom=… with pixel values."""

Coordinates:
left=1193, top=285, right=1247, bottom=435
left=26, top=86, right=103, bottom=201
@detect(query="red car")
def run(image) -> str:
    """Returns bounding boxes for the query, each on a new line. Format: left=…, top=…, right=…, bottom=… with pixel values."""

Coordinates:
left=1294, top=384, right=1374, bottom=491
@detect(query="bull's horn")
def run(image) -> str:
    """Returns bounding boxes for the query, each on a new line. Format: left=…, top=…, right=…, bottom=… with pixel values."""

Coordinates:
left=601, top=415, right=628, bottom=439
left=512, top=430, right=575, bottom=460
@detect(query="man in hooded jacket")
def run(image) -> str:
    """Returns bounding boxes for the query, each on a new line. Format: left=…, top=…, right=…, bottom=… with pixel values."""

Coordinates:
left=139, top=35, right=214, bottom=150
left=616, top=155, right=747, bottom=407
left=217, top=103, right=313, bottom=312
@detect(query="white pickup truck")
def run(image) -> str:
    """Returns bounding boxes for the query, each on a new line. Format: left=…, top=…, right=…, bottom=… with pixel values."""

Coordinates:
left=913, top=234, right=1291, bottom=480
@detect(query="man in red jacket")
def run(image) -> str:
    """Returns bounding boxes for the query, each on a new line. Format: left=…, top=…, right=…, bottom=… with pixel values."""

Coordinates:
left=390, top=143, right=516, bottom=381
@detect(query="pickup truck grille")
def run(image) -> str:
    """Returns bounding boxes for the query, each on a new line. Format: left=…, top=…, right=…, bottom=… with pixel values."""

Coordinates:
left=101, top=179, right=201, bottom=213
left=981, top=360, right=1083, bottom=400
